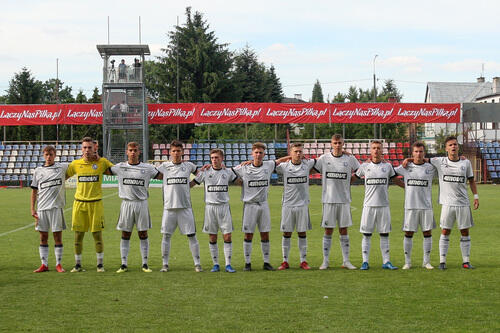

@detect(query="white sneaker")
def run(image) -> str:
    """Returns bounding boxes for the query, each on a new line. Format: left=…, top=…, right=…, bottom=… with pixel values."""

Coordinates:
left=422, top=263, right=434, bottom=270
left=319, top=262, right=329, bottom=270
left=194, top=264, right=203, bottom=272
left=341, top=261, right=357, bottom=270
left=402, top=263, right=411, bottom=270
left=160, top=265, right=169, bottom=272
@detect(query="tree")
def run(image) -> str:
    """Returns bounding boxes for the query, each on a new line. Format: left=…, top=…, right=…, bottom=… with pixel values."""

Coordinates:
left=89, top=87, right=101, bottom=103
left=311, top=80, right=324, bottom=103
left=6, top=67, right=44, bottom=104
left=232, top=46, right=269, bottom=102
left=75, top=89, right=87, bottom=103
left=267, top=65, right=283, bottom=103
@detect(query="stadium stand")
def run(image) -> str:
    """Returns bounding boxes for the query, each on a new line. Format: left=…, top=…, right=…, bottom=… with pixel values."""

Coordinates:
left=478, top=140, right=500, bottom=182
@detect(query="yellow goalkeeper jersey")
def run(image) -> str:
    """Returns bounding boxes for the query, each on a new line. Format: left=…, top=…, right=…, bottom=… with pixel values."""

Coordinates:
left=66, top=157, right=113, bottom=201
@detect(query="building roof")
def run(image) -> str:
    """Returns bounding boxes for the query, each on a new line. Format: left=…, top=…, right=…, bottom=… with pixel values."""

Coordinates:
left=96, top=44, right=151, bottom=57
left=425, top=81, right=492, bottom=103
left=282, top=97, right=306, bottom=103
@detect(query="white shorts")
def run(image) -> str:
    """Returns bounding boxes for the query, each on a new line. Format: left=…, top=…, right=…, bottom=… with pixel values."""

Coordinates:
left=203, top=203, right=233, bottom=235
left=321, top=203, right=353, bottom=229
left=116, top=200, right=152, bottom=232
left=360, top=206, right=391, bottom=234
left=36, top=208, right=66, bottom=232
left=281, top=205, right=312, bottom=233
left=402, top=209, right=436, bottom=232
left=161, top=208, right=196, bottom=235
left=242, top=202, right=271, bottom=233
left=440, top=205, right=474, bottom=230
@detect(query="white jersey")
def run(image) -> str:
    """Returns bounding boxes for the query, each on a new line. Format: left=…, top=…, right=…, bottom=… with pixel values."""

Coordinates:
left=276, top=159, right=315, bottom=207
left=111, top=162, right=159, bottom=201
left=395, top=162, right=436, bottom=210
left=194, top=167, right=238, bottom=204
left=431, top=157, right=473, bottom=207
left=31, top=163, right=69, bottom=210
left=233, top=160, right=275, bottom=203
left=314, top=153, right=360, bottom=204
left=356, top=161, right=395, bottom=207
left=157, top=161, right=197, bottom=209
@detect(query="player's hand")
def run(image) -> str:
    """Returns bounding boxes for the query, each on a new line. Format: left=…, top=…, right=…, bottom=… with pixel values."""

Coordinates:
left=460, top=155, right=466, bottom=160
left=31, top=210, right=38, bottom=220
left=201, top=164, right=211, bottom=171
left=343, top=150, right=352, bottom=155
left=240, top=160, right=252, bottom=166
left=221, top=163, right=226, bottom=169
left=402, top=158, right=410, bottom=168
left=473, top=199, right=479, bottom=210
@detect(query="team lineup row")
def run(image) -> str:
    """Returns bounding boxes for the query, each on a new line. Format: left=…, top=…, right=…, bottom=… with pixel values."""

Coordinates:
left=30, top=134, right=479, bottom=273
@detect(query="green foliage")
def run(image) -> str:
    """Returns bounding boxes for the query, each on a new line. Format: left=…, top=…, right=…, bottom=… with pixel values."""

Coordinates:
left=89, top=87, right=101, bottom=103
left=75, top=90, right=88, bottom=103
left=6, top=67, right=44, bottom=104
left=311, top=79, right=324, bottom=103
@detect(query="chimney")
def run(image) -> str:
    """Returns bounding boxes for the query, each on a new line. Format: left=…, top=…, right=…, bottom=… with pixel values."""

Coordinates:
left=493, top=77, right=500, bottom=94
left=477, top=76, right=485, bottom=83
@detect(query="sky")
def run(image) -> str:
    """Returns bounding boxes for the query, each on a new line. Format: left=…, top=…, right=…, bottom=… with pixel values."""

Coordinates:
left=2, top=0, right=500, bottom=103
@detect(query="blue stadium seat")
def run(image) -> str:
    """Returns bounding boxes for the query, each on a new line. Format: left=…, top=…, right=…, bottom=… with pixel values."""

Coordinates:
left=210, top=143, right=217, bottom=149
left=196, top=161, right=203, bottom=167
left=19, top=144, right=27, bottom=150
left=225, top=143, right=231, bottom=149
left=491, top=172, right=498, bottom=178
left=4, top=151, right=10, bottom=156
left=3, top=175, right=9, bottom=181
left=233, top=149, right=239, bottom=155
left=484, top=154, right=490, bottom=159
left=18, top=150, right=25, bottom=156
left=226, top=148, right=232, bottom=155
left=0, top=163, right=6, bottom=168
left=5, top=145, right=12, bottom=150
left=17, top=156, right=24, bottom=162
left=68, top=156, right=75, bottom=162
left=271, top=173, right=278, bottom=180
left=491, top=154, right=498, bottom=159
left=61, top=156, right=67, bottom=162
left=495, top=160, right=500, bottom=166
left=25, top=150, right=32, bottom=156
left=2, top=157, right=8, bottom=162
left=22, top=162, right=29, bottom=168
left=232, top=143, right=239, bottom=149
left=56, top=144, right=62, bottom=150
left=268, top=143, right=275, bottom=149
left=496, top=166, right=500, bottom=172
left=12, top=144, right=19, bottom=150
left=24, top=156, right=31, bottom=162
left=190, top=149, right=197, bottom=155
left=488, top=166, right=495, bottom=172
left=30, top=163, right=37, bottom=169
left=0, top=145, right=4, bottom=150
left=0, top=169, right=5, bottom=175
left=239, top=143, right=245, bottom=149
left=190, top=155, right=196, bottom=161
left=217, top=143, right=224, bottom=149
left=11, top=175, right=18, bottom=181
left=226, top=161, right=233, bottom=167
left=32, top=156, right=38, bottom=162
left=14, top=162, right=21, bottom=168
left=195, top=155, right=202, bottom=161
left=27, top=144, right=33, bottom=150
left=63, top=144, right=70, bottom=150
left=226, top=155, right=232, bottom=161
left=487, top=160, right=493, bottom=166
left=33, top=150, right=40, bottom=156
left=192, top=143, right=198, bottom=149
left=488, top=148, right=495, bottom=154
left=203, top=149, right=209, bottom=155
left=496, top=148, right=500, bottom=153
left=0, top=175, right=3, bottom=181
left=19, top=175, right=26, bottom=181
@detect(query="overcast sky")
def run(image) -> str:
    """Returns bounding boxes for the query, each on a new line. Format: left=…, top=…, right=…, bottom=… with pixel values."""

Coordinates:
left=2, top=0, right=500, bottom=102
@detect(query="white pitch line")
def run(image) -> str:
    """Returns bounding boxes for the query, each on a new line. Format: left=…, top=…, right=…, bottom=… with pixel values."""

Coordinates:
left=0, top=191, right=118, bottom=238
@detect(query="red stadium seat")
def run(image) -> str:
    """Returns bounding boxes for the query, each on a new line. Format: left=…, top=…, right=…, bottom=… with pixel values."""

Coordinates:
left=397, top=154, right=404, bottom=160
left=396, top=142, right=403, bottom=148
left=396, top=148, right=403, bottom=154
left=403, top=142, right=410, bottom=148
left=390, top=154, right=397, bottom=160
left=392, top=160, right=400, bottom=167
left=389, top=148, right=396, bottom=154
left=355, top=154, right=361, bottom=160
left=384, top=154, right=390, bottom=160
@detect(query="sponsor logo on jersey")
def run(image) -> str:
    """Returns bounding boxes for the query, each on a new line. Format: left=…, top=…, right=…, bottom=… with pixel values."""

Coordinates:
left=286, top=176, right=308, bottom=184
left=207, top=185, right=228, bottom=192
left=78, top=175, right=99, bottom=182
left=167, top=177, right=188, bottom=185
left=425, top=168, right=434, bottom=174
left=443, top=175, right=465, bottom=183
left=407, top=179, right=428, bottom=187
left=248, top=179, right=269, bottom=187
left=40, top=178, right=63, bottom=189
left=92, top=164, right=98, bottom=170
left=326, top=172, right=347, bottom=179
left=123, top=178, right=145, bottom=186
left=366, top=178, right=387, bottom=185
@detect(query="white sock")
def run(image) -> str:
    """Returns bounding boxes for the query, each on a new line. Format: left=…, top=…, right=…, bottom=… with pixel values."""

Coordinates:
left=322, top=235, right=332, bottom=264
left=75, top=254, right=82, bottom=265
left=243, top=239, right=252, bottom=264
left=96, top=252, right=104, bottom=266
left=188, top=235, right=201, bottom=266
left=439, top=234, right=449, bottom=263
left=380, top=235, right=390, bottom=264
left=39, top=244, right=49, bottom=266
left=423, top=236, right=432, bottom=264
left=261, top=240, right=270, bottom=263
left=460, top=236, right=471, bottom=263
left=339, top=234, right=350, bottom=263
left=404, top=236, right=413, bottom=265
left=140, top=237, right=149, bottom=266
left=362, top=235, right=371, bottom=263
left=298, top=236, right=307, bottom=263
left=223, top=241, right=232, bottom=266
left=282, top=236, right=291, bottom=262
left=120, top=238, right=130, bottom=266
left=209, top=242, right=219, bottom=265
left=161, top=234, right=171, bottom=266
left=54, top=244, right=63, bottom=265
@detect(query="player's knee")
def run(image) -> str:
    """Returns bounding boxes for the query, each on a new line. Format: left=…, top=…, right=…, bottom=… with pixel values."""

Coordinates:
left=187, top=233, right=196, bottom=238
left=298, top=232, right=306, bottom=238
left=138, top=231, right=148, bottom=239
left=363, top=233, right=372, bottom=237
left=283, top=233, right=292, bottom=238
left=379, top=233, right=389, bottom=237
left=405, top=233, right=414, bottom=238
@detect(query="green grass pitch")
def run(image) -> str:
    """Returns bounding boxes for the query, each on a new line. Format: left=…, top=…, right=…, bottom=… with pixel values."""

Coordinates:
left=0, top=184, right=499, bottom=332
